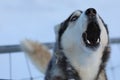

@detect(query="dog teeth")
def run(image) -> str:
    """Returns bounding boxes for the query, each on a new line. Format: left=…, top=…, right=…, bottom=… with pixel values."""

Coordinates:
left=97, top=38, right=100, bottom=43
left=87, top=40, right=91, bottom=44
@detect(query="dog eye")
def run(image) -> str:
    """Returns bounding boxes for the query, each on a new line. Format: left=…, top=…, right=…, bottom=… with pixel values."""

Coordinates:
left=70, top=16, right=79, bottom=22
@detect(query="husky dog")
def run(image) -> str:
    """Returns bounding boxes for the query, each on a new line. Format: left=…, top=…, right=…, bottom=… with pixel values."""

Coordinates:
left=21, top=8, right=110, bottom=80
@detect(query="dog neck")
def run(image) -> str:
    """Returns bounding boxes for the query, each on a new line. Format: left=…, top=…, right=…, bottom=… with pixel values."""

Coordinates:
left=62, top=44, right=103, bottom=80
left=53, top=42, right=81, bottom=80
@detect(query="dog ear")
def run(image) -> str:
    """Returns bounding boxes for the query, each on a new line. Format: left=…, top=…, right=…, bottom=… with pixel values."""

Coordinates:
left=54, top=23, right=61, bottom=40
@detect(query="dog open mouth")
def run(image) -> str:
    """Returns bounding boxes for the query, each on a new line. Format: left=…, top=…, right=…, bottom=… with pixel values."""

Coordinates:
left=82, top=21, right=101, bottom=48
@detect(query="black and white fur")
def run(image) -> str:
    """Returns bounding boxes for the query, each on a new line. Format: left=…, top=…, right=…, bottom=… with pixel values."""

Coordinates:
left=45, top=8, right=110, bottom=80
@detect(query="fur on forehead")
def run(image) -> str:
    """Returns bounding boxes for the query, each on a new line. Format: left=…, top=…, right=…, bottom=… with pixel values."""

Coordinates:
left=54, top=18, right=69, bottom=40
left=54, top=10, right=82, bottom=40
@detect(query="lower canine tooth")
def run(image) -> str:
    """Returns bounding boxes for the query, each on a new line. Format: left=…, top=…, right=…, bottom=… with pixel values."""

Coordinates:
left=87, top=40, right=91, bottom=44
left=97, top=38, right=100, bottom=43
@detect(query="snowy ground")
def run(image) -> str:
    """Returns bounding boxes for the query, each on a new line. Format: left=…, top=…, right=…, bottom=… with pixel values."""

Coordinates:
left=0, top=0, right=120, bottom=80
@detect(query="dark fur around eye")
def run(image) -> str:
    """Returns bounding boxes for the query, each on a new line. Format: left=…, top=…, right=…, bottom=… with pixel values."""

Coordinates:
left=70, top=16, right=79, bottom=22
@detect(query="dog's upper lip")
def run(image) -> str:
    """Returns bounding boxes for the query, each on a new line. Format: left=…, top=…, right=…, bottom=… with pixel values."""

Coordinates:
left=88, top=16, right=97, bottom=22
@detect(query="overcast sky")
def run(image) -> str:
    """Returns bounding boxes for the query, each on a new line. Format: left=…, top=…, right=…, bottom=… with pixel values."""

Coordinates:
left=0, top=0, right=120, bottom=80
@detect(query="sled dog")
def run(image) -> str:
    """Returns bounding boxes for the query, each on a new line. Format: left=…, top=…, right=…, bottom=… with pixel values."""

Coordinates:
left=21, top=8, right=110, bottom=80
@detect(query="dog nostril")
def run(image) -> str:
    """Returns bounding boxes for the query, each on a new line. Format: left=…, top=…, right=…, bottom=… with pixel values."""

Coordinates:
left=85, top=8, right=97, bottom=16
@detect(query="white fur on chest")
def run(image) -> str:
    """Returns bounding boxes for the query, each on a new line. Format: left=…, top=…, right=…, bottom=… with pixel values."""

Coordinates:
left=63, top=46, right=103, bottom=80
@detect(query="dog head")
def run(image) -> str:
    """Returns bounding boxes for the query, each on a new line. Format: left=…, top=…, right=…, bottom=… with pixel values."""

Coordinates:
left=55, top=8, right=109, bottom=51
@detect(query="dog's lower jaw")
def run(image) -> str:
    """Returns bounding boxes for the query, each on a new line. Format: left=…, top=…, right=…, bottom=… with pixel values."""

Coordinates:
left=63, top=45, right=105, bottom=80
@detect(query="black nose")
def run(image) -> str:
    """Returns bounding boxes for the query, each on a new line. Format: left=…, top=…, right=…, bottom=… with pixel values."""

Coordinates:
left=85, top=8, right=97, bottom=16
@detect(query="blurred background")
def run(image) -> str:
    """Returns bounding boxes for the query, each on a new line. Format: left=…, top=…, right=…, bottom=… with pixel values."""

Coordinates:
left=0, top=0, right=120, bottom=80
